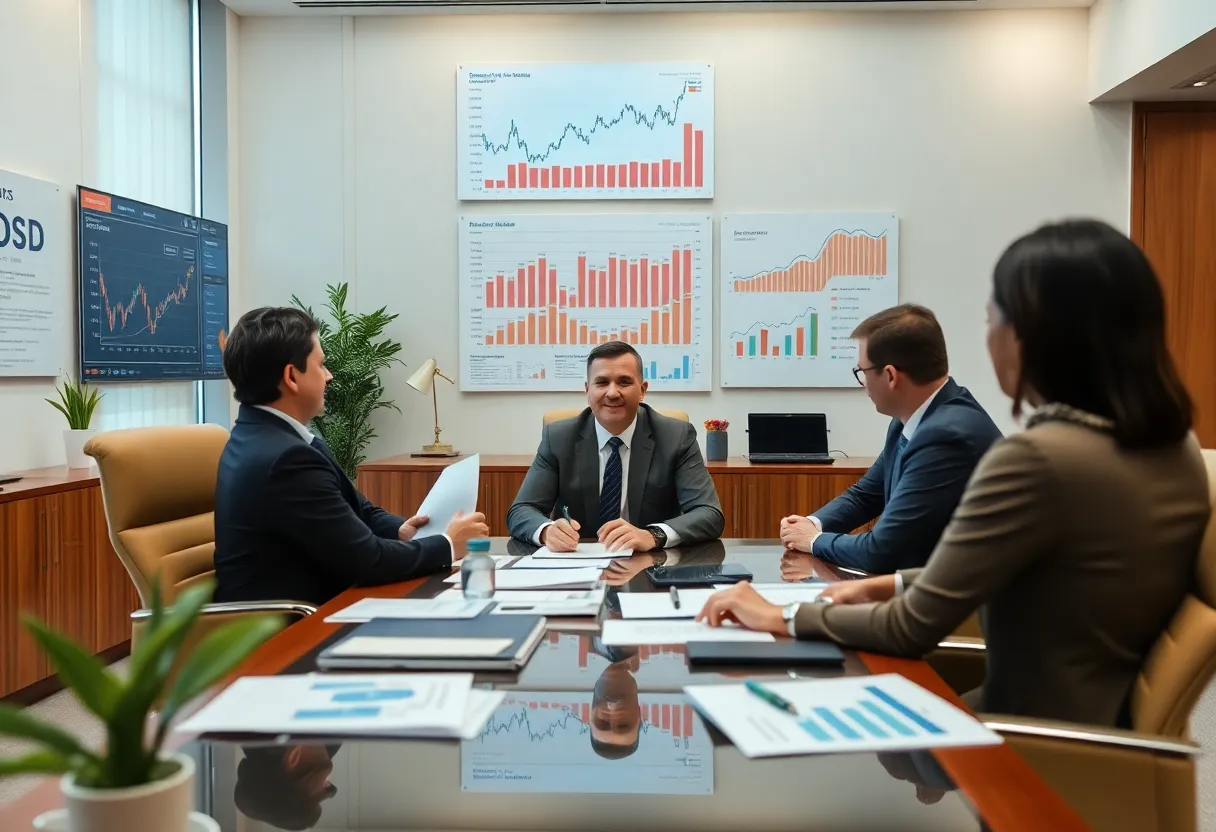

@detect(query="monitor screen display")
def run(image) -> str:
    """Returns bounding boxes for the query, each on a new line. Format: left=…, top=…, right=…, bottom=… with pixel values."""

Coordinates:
left=77, top=186, right=228, bottom=382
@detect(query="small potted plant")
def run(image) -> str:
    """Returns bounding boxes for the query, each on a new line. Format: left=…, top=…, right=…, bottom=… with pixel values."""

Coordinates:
left=0, top=579, right=281, bottom=832
left=704, top=418, right=730, bottom=462
left=46, top=375, right=104, bottom=469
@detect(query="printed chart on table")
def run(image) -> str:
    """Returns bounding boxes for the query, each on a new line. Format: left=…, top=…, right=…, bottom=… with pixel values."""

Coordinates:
left=457, top=63, right=714, bottom=201
left=459, top=214, right=713, bottom=391
left=461, top=691, right=713, bottom=794
left=719, top=213, right=899, bottom=388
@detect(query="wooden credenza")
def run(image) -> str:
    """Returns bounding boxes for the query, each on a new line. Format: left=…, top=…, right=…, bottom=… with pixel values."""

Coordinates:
left=0, top=468, right=138, bottom=698
left=357, top=454, right=875, bottom=538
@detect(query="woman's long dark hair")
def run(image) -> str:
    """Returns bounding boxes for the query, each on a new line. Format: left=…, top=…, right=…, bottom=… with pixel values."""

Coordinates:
left=992, top=219, right=1192, bottom=448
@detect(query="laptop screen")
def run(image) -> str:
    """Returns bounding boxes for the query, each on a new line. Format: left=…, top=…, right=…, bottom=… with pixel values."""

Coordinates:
left=747, top=413, right=829, bottom=455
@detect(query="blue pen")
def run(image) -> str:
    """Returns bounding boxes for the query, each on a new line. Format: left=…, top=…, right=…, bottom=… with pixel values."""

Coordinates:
left=745, top=680, right=798, bottom=715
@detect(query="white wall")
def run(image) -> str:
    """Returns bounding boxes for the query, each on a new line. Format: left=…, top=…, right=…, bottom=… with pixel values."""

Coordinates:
left=0, top=0, right=88, bottom=472
left=238, top=9, right=1130, bottom=463
left=1089, top=0, right=1216, bottom=99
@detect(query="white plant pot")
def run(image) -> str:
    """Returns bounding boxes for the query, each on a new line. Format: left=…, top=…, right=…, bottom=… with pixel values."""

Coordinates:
left=49, top=752, right=196, bottom=832
left=63, top=429, right=96, bottom=470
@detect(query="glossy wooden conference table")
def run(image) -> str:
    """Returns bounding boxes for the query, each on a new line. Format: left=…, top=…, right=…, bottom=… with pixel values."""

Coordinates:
left=0, top=539, right=1087, bottom=832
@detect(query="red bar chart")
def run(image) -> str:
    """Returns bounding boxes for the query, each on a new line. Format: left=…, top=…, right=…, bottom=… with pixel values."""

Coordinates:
left=459, top=63, right=714, bottom=200
left=461, top=214, right=712, bottom=392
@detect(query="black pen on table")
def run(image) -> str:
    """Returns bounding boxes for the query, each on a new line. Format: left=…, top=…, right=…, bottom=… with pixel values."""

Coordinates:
left=670, top=586, right=681, bottom=609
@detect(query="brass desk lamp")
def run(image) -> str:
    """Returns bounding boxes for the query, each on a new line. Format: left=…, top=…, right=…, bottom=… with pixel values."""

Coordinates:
left=406, top=358, right=459, bottom=457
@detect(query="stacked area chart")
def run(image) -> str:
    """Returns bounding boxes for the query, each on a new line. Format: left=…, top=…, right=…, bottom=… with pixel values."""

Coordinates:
left=720, top=213, right=899, bottom=388
left=458, top=63, right=714, bottom=200
left=460, top=214, right=712, bottom=391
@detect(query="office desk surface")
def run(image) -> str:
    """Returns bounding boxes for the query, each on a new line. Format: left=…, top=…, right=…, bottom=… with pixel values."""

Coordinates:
left=0, top=540, right=1086, bottom=832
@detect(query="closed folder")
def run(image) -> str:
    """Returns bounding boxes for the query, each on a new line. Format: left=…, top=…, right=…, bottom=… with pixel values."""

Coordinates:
left=317, top=615, right=546, bottom=672
left=685, top=640, right=845, bottom=667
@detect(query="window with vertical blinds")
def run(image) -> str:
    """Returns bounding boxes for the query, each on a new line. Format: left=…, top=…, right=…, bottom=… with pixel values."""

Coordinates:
left=93, top=0, right=197, bottom=431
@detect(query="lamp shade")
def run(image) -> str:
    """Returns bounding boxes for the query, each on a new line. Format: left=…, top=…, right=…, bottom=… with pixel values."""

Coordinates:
left=406, top=358, right=438, bottom=393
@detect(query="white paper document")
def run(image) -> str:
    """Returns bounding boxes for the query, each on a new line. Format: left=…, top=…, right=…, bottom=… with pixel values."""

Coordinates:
left=413, top=454, right=481, bottom=539
left=712, top=583, right=829, bottom=605
left=618, top=589, right=716, bottom=619
left=328, top=637, right=514, bottom=659
left=600, top=619, right=776, bottom=646
left=532, top=542, right=633, bottom=559
left=177, top=674, right=486, bottom=739
left=510, top=556, right=614, bottom=569
left=490, top=588, right=606, bottom=617
left=444, top=566, right=603, bottom=589
left=684, top=674, right=1003, bottom=758
left=324, top=597, right=492, bottom=623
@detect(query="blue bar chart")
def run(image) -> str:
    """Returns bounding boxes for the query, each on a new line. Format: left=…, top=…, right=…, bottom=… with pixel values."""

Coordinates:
left=642, top=355, right=693, bottom=381
left=683, top=674, right=1000, bottom=758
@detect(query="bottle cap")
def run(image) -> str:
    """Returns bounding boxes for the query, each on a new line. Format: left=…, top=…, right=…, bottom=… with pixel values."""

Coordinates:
left=467, top=538, right=491, bottom=553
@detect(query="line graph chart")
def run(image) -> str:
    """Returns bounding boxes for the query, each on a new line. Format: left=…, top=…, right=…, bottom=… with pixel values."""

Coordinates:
left=460, top=214, right=712, bottom=391
left=458, top=63, right=714, bottom=200
left=720, top=213, right=899, bottom=388
left=461, top=691, right=712, bottom=794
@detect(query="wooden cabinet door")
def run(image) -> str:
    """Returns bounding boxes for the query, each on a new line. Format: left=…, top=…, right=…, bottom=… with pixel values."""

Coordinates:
left=481, top=471, right=526, bottom=537
left=709, top=473, right=739, bottom=537
left=0, top=499, right=48, bottom=694
left=42, top=490, right=100, bottom=654
left=91, top=487, right=138, bottom=652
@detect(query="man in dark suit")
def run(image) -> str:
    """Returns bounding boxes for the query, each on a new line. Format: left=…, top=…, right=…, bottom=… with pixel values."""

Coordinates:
left=780, top=304, right=1001, bottom=574
left=507, top=341, right=724, bottom=553
left=214, top=307, right=488, bottom=605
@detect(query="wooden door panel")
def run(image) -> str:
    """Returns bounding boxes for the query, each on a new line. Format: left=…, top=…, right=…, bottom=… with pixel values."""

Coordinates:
left=1136, top=107, right=1216, bottom=447
left=43, top=491, right=99, bottom=654
left=92, top=487, right=137, bottom=651
left=481, top=472, right=526, bottom=537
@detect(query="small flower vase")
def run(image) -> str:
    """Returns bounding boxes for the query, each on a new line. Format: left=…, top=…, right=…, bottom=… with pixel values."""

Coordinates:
left=706, top=429, right=728, bottom=462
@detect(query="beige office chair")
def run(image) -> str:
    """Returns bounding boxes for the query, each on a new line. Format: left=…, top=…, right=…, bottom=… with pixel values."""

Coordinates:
left=543, top=407, right=689, bottom=424
left=929, top=449, right=1216, bottom=832
left=85, top=426, right=315, bottom=651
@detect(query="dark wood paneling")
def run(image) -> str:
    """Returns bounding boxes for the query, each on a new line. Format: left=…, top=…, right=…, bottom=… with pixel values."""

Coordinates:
left=0, top=499, right=47, bottom=692
left=44, top=490, right=99, bottom=654
left=90, top=487, right=136, bottom=652
left=1132, top=103, right=1216, bottom=447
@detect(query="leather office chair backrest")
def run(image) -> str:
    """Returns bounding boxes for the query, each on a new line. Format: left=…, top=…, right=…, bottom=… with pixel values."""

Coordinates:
left=1131, top=448, right=1216, bottom=738
left=85, top=424, right=230, bottom=607
left=542, top=408, right=690, bottom=424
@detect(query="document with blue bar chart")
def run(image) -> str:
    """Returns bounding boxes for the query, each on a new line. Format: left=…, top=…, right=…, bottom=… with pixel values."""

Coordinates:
left=684, top=674, right=1001, bottom=758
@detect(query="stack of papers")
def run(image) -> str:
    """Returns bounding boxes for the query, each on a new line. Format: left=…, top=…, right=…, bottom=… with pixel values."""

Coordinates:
left=177, top=673, right=503, bottom=740
left=684, top=674, right=1002, bottom=758
left=324, top=597, right=492, bottom=623
left=444, top=566, right=603, bottom=589
left=600, top=619, right=776, bottom=646
left=510, top=556, right=614, bottom=569
left=532, top=543, right=633, bottom=559
left=437, top=587, right=606, bottom=617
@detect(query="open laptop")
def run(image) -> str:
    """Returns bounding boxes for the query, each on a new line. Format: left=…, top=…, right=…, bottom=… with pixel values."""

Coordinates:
left=745, top=413, right=834, bottom=464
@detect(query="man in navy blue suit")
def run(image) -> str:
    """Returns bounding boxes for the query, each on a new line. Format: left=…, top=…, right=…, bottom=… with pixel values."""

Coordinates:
left=780, top=304, right=1002, bottom=574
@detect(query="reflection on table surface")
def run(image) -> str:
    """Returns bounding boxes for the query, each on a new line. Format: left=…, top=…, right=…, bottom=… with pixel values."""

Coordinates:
left=209, top=540, right=979, bottom=831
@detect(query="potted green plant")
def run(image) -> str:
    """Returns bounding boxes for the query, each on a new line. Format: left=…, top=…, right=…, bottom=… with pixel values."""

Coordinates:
left=0, top=579, right=281, bottom=832
left=292, top=283, right=404, bottom=479
left=46, top=375, right=103, bottom=469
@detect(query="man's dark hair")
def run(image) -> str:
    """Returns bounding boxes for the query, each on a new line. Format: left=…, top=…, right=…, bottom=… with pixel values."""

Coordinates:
left=850, top=304, right=948, bottom=385
left=222, top=307, right=319, bottom=405
left=991, top=219, right=1192, bottom=448
left=589, top=735, right=640, bottom=760
left=586, top=340, right=643, bottom=378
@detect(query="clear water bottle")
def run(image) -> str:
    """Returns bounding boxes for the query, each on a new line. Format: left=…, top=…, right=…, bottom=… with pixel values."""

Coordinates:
left=461, top=538, right=496, bottom=599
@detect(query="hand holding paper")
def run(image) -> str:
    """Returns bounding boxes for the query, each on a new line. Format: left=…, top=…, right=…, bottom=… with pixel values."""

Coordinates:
left=412, top=454, right=481, bottom=540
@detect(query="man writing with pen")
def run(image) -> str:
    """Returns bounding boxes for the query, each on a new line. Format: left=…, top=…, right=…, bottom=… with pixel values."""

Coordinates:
left=506, top=341, right=725, bottom=553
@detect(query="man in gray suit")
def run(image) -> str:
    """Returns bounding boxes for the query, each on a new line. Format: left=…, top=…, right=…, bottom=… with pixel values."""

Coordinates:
left=507, top=341, right=724, bottom=553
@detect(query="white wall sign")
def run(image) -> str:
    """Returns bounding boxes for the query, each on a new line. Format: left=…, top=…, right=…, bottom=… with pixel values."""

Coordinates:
left=0, top=169, right=71, bottom=377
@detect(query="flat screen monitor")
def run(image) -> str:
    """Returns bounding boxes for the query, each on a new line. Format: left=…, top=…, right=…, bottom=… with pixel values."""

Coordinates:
left=77, top=186, right=228, bottom=382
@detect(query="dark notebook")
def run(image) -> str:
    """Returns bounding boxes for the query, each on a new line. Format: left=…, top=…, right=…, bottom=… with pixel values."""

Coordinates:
left=317, top=615, right=547, bottom=672
left=685, top=640, right=845, bottom=667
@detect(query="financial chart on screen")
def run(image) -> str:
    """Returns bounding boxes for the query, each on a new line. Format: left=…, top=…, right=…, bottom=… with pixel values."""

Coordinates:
left=459, top=214, right=712, bottom=391
left=458, top=63, right=714, bottom=201
left=719, top=213, right=899, bottom=388
left=78, top=187, right=229, bottom=381
left=461, top=691, right=713, bottom=794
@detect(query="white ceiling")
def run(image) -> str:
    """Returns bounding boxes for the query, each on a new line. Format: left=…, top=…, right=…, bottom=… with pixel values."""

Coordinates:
left=220, top=0, right=1091, bottom=16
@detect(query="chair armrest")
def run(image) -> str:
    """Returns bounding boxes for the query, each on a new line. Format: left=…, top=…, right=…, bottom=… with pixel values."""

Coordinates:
left=131, top=601, right=317, bottom=621
left=936, top=636, right=986, bottom=652
left=982, top=714, right=1200, bottom=757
